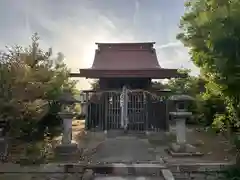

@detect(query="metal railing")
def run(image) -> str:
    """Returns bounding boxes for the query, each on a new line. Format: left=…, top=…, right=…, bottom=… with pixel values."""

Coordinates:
left=81, top=88, right=171, bottom=132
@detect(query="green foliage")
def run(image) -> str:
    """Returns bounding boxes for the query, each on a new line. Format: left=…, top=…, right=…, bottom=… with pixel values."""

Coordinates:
left=223, top=166, right=240, bottom=180
left=152, top=69, right=206, bottom=124
left=151, top=81, right=167, bottom=90
left=0, top=33, right=77, bottom=140
left=178, top=0, right=240, bottom=131
left=166, top=69, right=204, bottom=96
left=212, top=113, right=227, bottom=132
left=178, top=0, right=240, bottom=170
left=152, top=69, right=205, bottom=96
left=197, top=93, right=226, bottom=126
left=90, top=79, right=100, bottom=90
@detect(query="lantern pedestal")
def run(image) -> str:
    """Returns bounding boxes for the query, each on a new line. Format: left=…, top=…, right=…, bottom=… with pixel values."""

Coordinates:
left=171, top=112, right=192, bottom=145
left=54, top=144, right=79, bottom=162
left=55, top=112, right=80, bottom=162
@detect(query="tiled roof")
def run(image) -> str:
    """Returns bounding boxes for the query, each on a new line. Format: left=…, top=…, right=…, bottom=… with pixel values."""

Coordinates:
left=92, top=42, right=161, bottom=70
left=72, top=42, right=181, bottom=79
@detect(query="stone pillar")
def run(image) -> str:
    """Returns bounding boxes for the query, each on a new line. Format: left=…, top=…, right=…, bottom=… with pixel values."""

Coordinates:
left=123, top=86, right=129, bottom=130
left=80, top=92, right=87, bottom=117
left=120, top=85, right=128, bottom=130
left=62, top=118, right=72, bottom=144
left=176, top=118, right=186, bottom=144
left=81, top=102, right=87, bottom=115
left=120, top=92, right=124, bottom=128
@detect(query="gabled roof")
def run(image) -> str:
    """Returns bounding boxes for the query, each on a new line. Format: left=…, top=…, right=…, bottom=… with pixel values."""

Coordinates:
left=92, top=42, right=160, bottom=70
left=70, top=42, right=182, bottom=79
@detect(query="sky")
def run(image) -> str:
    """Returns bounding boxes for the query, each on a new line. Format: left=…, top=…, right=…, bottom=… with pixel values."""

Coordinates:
left=0, top=0, right=199, bottom=89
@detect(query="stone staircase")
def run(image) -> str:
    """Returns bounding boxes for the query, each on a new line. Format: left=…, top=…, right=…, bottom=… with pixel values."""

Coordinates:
left=57, top=162, right=175, bottom=180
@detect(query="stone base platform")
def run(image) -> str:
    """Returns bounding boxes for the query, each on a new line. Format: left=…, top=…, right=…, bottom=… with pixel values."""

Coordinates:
left=166, top=142, right=204, bottom=157
left=54, top=143, right=81, bottom=162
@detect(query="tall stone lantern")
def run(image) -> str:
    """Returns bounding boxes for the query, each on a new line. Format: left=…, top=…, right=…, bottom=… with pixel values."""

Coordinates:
left=169, top=95, right=194, bottom=144
left=168, top=94, right=202, bottom=156
left=55, top=90, right=80, bottom=162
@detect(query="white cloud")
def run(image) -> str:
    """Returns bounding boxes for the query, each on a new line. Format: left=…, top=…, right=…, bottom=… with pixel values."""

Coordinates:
left=156, top=43, right=199, bottom=76
left=20, top=2, right=135, bottom=90
left=0, top=0, right=199, bottom=89
left=133, top=0, right=140, bottom=25
left=156, top=41, right=182, bottom=49
left=98, top=15, right=116, bottom=30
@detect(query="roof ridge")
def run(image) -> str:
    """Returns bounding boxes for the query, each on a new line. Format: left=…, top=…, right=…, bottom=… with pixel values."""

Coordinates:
left=95, top=42, right=155, bottom=45
left=98, top=49, right=154, bottom=51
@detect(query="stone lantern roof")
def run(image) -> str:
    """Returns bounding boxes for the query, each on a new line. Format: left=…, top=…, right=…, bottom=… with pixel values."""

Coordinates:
left=58, top=90, right=80, bottom=104
left=169, top=94, right=195, bottom=101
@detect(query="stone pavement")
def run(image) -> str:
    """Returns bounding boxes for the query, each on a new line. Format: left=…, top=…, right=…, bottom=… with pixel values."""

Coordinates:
left=91, top=137, right=160, bottom=163
left=90, top=131, right=168, bottom=164
left=85, top=132, right=174, bottom=179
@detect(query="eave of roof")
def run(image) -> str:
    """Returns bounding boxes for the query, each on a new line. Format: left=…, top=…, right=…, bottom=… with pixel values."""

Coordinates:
left=70, top=68, right=183, bottom=79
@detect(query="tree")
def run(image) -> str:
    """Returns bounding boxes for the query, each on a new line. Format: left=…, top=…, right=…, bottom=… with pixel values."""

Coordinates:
left=165, top=69, right=205, bottom=96
left=177, top=0, right=240, bottom=130
left=0, top=33, right=77, bottom=139
left=151, top=81, right=167, bottom=90
left=90, top=79, right=100, bottom=90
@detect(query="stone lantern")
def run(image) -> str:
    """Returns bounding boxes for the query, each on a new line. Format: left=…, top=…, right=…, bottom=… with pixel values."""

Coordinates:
left=55, top=90, right=80, bottom=162
left=169, top=95, right=194, bottom=144
left=79, top=91, right=88, bottom=117
left=168, top=94, right=202, bottom=156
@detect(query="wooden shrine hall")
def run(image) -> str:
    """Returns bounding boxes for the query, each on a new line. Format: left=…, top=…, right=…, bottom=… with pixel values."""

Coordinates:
left=71, top=42, right=182, bottom=131
left=71, top=42, right=180, bottom=89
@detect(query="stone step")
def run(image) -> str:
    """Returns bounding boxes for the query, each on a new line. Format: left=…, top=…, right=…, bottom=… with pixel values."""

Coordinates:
left=60, top=163, right=169, bottom=177
left=4, top=141, right=27, bottom=162
left=0, top=163, right=176, bottom=180
left=94, top=163, right=165, bottom=176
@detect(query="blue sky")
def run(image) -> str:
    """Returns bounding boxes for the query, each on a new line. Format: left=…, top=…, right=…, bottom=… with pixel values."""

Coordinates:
left=0, top=0, right=199, bottom=89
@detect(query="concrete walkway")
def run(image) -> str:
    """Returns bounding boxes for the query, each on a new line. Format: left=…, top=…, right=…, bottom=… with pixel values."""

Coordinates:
left=91, top=136, right=162, bottom=163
